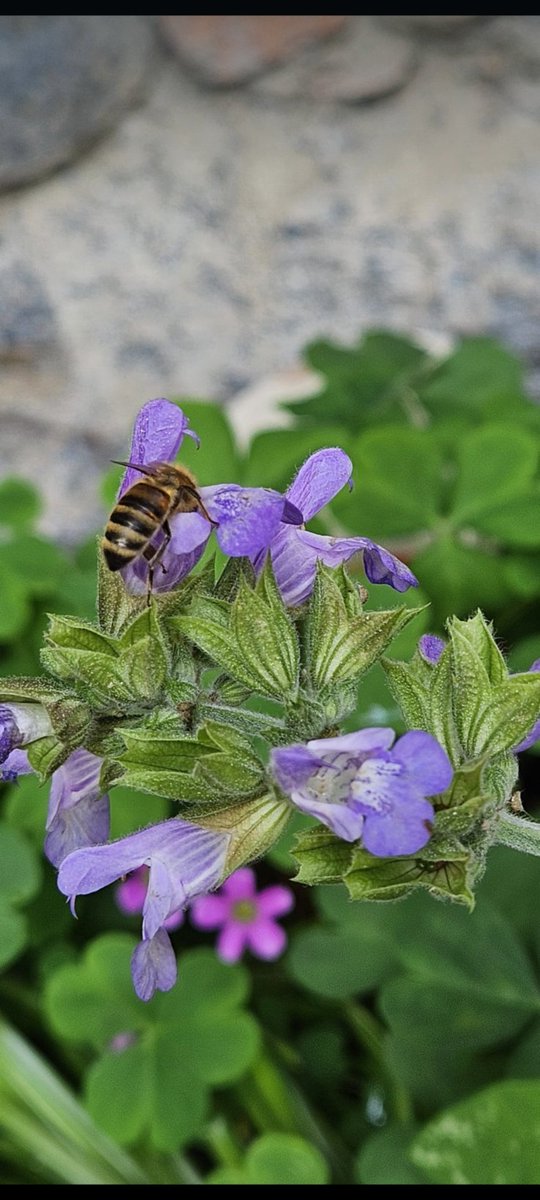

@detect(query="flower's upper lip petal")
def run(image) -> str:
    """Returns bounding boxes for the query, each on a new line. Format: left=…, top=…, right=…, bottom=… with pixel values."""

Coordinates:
left=271, top=743, right=325, bottom=793
left=307, top=728, right=395, bottom=758
left=119, top=399, right=196, bottom=497
left=286, top=448, right=353, bottom=522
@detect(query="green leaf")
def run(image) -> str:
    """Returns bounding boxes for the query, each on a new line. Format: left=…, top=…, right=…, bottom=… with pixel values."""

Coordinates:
left=413, top=537, right=512, bottom=623
left=245, top=1134, right=329, bottom=1186
left=451, top=424, right=537, bottom=524
left=287, top=330, right=427, bottom=431
left=118, top=723, right=263, bottom=805
left=473, top=672, right=540, bottom=755
left=0, top=477, right=41, bottom=529
left=419, top=337, right=527, bottom=415
left=97, top=546, right=144, bottom=638
left=0, top=825, right=41, bottom=906
left=231, top=569, right=299, bottom=697
left=345, top=841, right=474, bottom=907
left=476, top=492, right=540, bottom=548
left=170, top=399, right=241, bottom=484
left=292, top=827, right=354, bottom=885
left=335, top=426, right=443, bottom=539
left=0, top=561, right=30, bottom=641
left=0, top=900, right=27, bottom=971
left=243, top=425, right=351, bottom=490
left=356, top=1125, right=425, bottom=1185
left=47, top=940, right=260, bottom=1151
left=410, top=1081, right=540, bottom=1185
left=287, top=918, right=396, bottom=999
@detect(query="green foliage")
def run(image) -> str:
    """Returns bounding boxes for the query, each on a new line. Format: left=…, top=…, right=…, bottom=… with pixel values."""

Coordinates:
left=410, top=1081, right=540, bottom=1184
left=45, top=940, right=260, bottom=1151
left=208, top=1133, right=329, bottom=1185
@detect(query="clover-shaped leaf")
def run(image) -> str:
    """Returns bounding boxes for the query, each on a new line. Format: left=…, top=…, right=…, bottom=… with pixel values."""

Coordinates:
left=45, top=938, right=260, bottom=1150
left=208, top=1133, right=329, bottom=1185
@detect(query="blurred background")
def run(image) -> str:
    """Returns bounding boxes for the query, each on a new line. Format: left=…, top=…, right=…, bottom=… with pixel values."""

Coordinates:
left=1, top=14, right=539, bottom=542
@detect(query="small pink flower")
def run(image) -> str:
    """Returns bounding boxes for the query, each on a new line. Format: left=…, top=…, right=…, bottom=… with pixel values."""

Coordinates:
left=190, top=868, right=295, bottom=964
left=115, top=866, right=184, bottom=932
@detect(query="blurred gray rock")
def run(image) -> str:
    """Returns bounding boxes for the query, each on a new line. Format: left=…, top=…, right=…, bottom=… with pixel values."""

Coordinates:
left=255, top=17, right=417, bottom=103
left=0, top=261, right=57, bottom=362
left=158, top=15, right=347, bottom=86
left=0, top=16, right=154, bottom=189
left=381, top=16, right=484, bottom=35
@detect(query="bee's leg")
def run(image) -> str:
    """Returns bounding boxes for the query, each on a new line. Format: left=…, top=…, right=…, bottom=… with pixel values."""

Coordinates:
left=142, top=521, right=172, bottom=604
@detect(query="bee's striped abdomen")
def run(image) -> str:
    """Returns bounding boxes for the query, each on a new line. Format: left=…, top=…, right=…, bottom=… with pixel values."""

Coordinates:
left=102, top=480, right=171, bottom=572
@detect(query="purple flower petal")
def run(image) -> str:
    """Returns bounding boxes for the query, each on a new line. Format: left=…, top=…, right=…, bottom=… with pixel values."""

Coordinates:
left=307, top=728, right=395, bottom=758
left=287, top=449, right=353, bottom=522
left=57, top=819, right=230, bottom=914
left=221, top=867, right=256, bottom=901
left=122, top=538, right=207, bottom=595
left=271, top=743, right=326, bottom=794
left=45, top=793, right=110, bottom=869
left=1, top=748, right=33, bottom=782
left=247, top=918, right=287, bottom=960
left=264, top=527, right=417, bottom=607
left=289, top=787, right=365, bottom=842
left=199, top=485, right=297, bottom=557
left=419, top=634, right=446, bottom=664
left=119, top=399, right=198, bottom=497
left=217, top=921, right=250, bottom=964
left=169, top=511, right=212, bottom=555
left=391, top=731, right=453, bottom=796
left=257, top=884, right=295, bottom=919
left=45, top=749, right=110, bottom=868
left=190, top=893, right=229, bottom=930
left=362, top=795, right=434, bottom=857
left=131, top=929, right=177, bottom=1002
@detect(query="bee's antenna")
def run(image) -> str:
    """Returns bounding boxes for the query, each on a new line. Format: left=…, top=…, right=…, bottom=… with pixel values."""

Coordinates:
left=110, top=460, right=149, bottom=473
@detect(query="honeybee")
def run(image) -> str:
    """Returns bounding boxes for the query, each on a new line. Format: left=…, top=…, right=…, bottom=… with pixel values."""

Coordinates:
left=102, top=460, right=214, bottom=595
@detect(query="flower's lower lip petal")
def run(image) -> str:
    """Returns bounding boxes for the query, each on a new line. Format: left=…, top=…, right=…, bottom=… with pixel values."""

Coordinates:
left=169, top=511, right=211, bottom=554
left=217, top=922, right=249, bottom=963
left=362, top=798, right=434, bottom=858
left=290, top=790, right=364, bottom=843
left=297, top=531, right=418, bottom=592
left=131, top=929, right=177, bottom=1002
left=199, top=486, right=287, bottom=557
left=119, top=398, right=195, bottom=496
left=286, top=448, right=353, bottom=522
left=0, top=748, right=33, bottom=781
left=391, top=731, right=453, bottom=795
left=247, top=918, right=287, bottom=960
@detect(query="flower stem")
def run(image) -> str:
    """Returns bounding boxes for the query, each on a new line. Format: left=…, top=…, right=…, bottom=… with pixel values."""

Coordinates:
left=494, top=810, right=540, bottom=856
left=344, top=1001, right=413, bottom=1126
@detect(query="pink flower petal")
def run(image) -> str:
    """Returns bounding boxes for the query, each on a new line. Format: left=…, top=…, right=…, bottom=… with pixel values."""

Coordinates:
left=247, top=918, right=287, bottom=960
left=257, top=884, right=295, bottom=919
left=222, top=867, right=257, bottom=901
left=217, top=921, right=250, bottom=963
left=190, top=893, right=230, bottom=930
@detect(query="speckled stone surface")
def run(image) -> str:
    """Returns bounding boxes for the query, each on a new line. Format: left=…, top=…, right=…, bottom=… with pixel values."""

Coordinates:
left=0, top=15, right=538, bottom=542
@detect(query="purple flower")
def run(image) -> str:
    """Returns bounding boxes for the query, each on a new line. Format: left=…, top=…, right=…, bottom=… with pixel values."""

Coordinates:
left=57, top=818, right=230, bottom=1001
left=251, top=449, right=418, bottom=606
left=190, top=867, right=294, bottom=963
left=117, top=398, right=302, bottom=594
left=45, top=748, right=109, bottom=868
left=418, top=634, right=446, bottom=665
left=0, top=703, right=53, bottom=765
left=116, top=865, right=184, bottom=932
left=1, top=743, right=109, bottom=864
left=271, top=728, right=453, bottom=857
